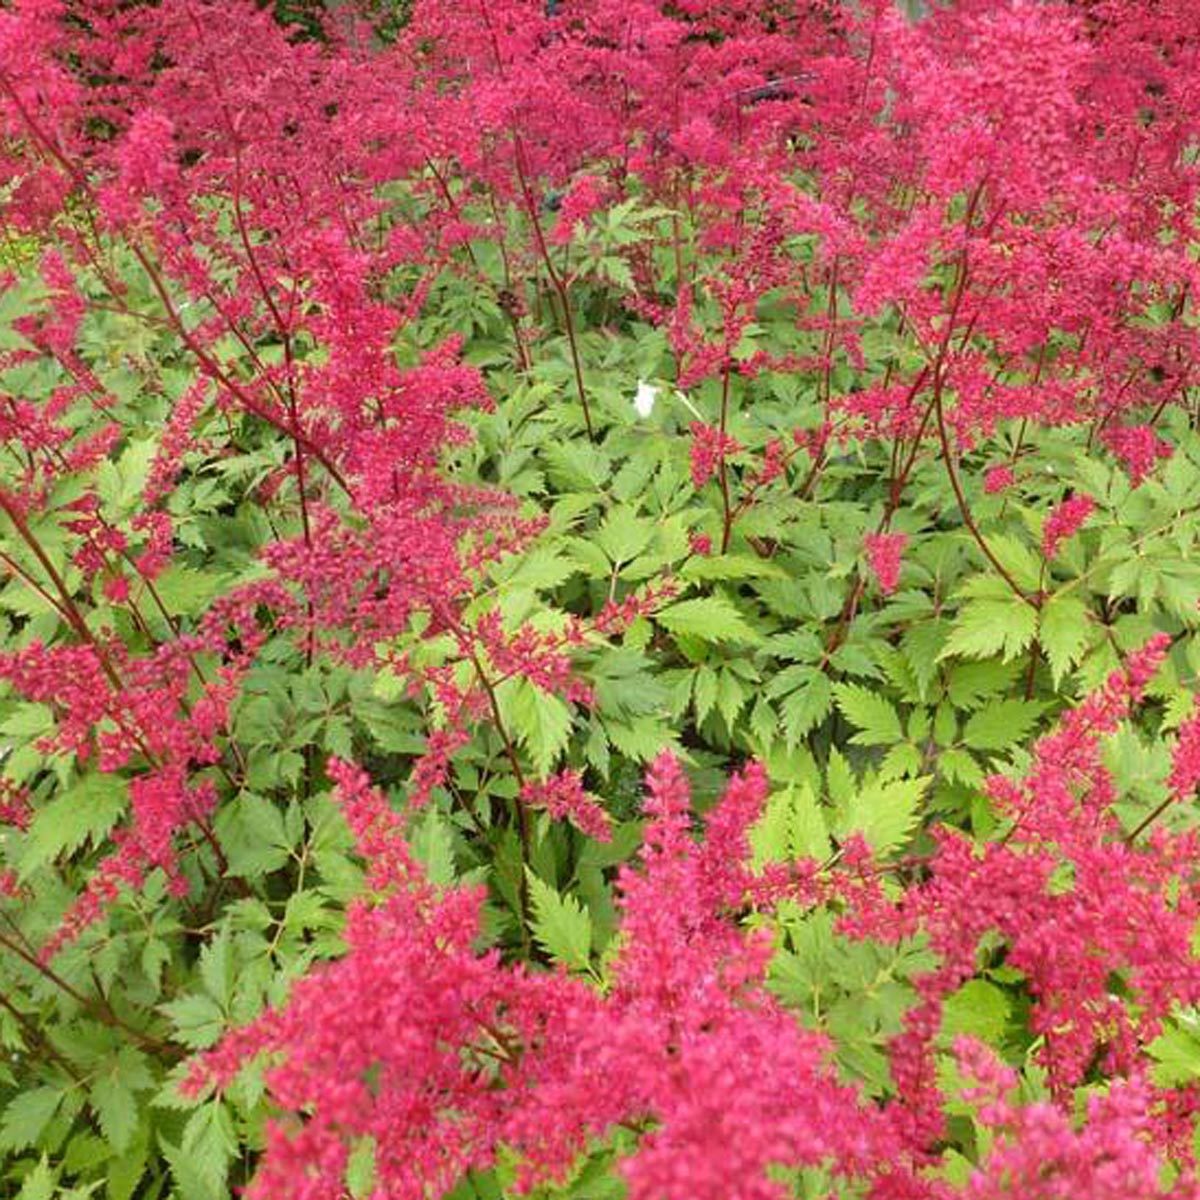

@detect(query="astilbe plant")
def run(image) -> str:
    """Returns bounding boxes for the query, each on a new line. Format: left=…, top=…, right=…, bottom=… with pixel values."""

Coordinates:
left=0, top=0, right=649, bottom=957
left=4, top=1, right=1200, bottom=1197
left=193, top=647, right=1200, bottom=1198
left=192, top=754, right=907, bottom=1200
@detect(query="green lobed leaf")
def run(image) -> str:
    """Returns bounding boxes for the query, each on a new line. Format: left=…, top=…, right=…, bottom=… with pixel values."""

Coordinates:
left=500, top=678, right=574, bottom=776
left=1038, top=594, right=1092, bottom=687
left=19, top=774, right=128, bottom=881
left=940, top=597, right=1038, bottom=663
left=835, top=776, right=928, bottom=856
left=834, top=684, right=903, bottom=746
left=526, top=872, right=593, bottom=973
left=0, top=1086, right=62, bottom=1152
left=656, top=594, right=761, bottom=645
left=962, top=700, right=1047, bottom=753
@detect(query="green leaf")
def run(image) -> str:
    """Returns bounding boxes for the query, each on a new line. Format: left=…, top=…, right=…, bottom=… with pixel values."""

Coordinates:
left=781, top=673, right=832, bottom=747
left=214, top=792, right=292, bottom=878
left=836, top=776, right=928, bottom=856
left=656, top=595, right=760, bottom=645
left=0, top=1086, right=62, bottom=1152
left=940, top=598, right=1037, bottom=663
left=0, top=279, right=47, bottom=351
left=526, top=873, right=592, bottom=972
left=605, top=714, right=673, bottom=763
left=199, top=926, right=234, bottom=1007
left=409, top=806, right=456, bottom=886
left=544, top=441, right=610, bottom=490
left=346, top=1138, right=378, bottom=1199
left=962, top=700, right=1047, bottom=752
left=985, top=535, right=1043, bottom=592
left=16, top=1156, right=56, bottom=1200
left=90, top=1073, right=137, bottom=1155
left=159, top=994, right=226, bottom=1051
left=500, top=678, right=573, bottom=776
left=879, top=742, right=922, bottom=780
left=173, top=1101, right=237, bottom=1200
left=901, top=620, right=948, bottom=700
left=680, top=555, right=785, bottom=582
left=692, top=665, right=718, bottom=724
left=145, top=565, right=225, bottom=617
left=1149, top=1022, right=1200, bottom=1087
left=826, top=746, right=855, bottom=806
left=715, top=669, right=747, bottom=729
left=19, top=774, right=127, bottom=880
left=939, top=747, right=985, bottom=788
left=97, top=437, right=155, bottom=512
left=596, top=506, right=655, bottom=564
left=942, top=979, right=1012, bottom=1044
left=1038, top=594, right=1091, bottom=687
left=833, top=684, right=903, bottom=746
left=504, top=546, right=576, bottom=590
left=750, top=784, right=830, bottom=869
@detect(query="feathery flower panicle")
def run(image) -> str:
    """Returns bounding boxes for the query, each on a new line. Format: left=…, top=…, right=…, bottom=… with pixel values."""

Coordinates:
left=1103, top=424, right=1174, bottom=486
left=689, top=422, right=742, bottom=489
left=520, top=770, right=612, bottom=842
left=865, top=531, right=908, bottom=595
left=1042, top=494, right=1095, bottom=559
left=983, top=464, right=1015, bottom=494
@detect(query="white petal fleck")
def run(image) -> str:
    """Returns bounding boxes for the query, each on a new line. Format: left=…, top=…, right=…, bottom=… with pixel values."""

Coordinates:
left=633, top=379, right=659, bottom=418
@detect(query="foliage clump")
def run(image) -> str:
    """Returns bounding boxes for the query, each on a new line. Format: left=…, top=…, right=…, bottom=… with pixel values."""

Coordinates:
left=3, top=1, right=1200, bottom=1197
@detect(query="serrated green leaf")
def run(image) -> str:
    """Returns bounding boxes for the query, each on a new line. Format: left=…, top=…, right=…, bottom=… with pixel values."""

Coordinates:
left=879, top=742, right=923, bottom=780
left=198, top=927, right=233, bottom=1008
left=901, top=620, right=947, bottom=700
left=0, top=1086, right=62, bottom=1152
left=505, top=546, right=576, bottom=590
left=15, top=1156, right=55, bottom=1200
left=1149, top=1023, right=1200, bottom=1087
left=596, top=506, right=655, bottom=564
left=715, top=670, right=746, bottom=729
left=781, top=673, right=832, bottom=747
left=692, top=665, right=718, bottom=724
left=833, top=684, right=902, bottom=746
left=962, top=700, right=1047, bottom=752
left=939, top=747, right=985, bottom=788
left=940, top=597, right=1037, bottom=663
left=605, top=714, right=673, bottom=762
left=681, top=555, right=785, bottom=582
left=160, top=994, right=225, bottom=1051
left=526, top=873, right=592, bottom=972
left=751, top=784, right=830, bottom=869
left=19, top=774, right=128, bottom=880
left=826, top=746, right=854, bottom=805
left=90, top=1073, right=137, bottom=1155
left=656, top=595, right=760, bottom=645
left=942, top=979, right=1012, bottom=1044
left=214, top=792, right=291, bottom=878
left=500, top=678, right=573, bottom=776
left=409, top=805, right=456, bottom=886
left=175, top=1101, right=236, bottom=1199
left=946, top=660, right=1020, bottom=710
left=1039, top=594, right=1091, bottom=687
left=145, top=565, right=225, bottom=617
left=543, top=441, right=610, bottom=490
left=836, top=776, right=928, bottom=856
left=985, top=534, right=1043, bottom=592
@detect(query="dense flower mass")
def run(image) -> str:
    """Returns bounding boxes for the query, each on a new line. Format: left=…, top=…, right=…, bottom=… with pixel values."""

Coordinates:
left=3, top=0, right=1200, bottom=1197
left=865, top=531, right=908, bottom=595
